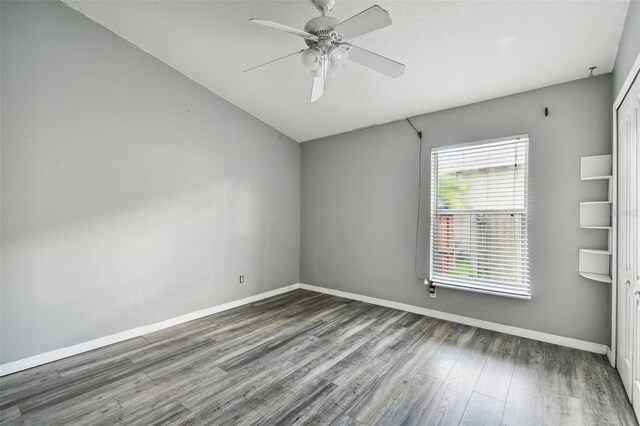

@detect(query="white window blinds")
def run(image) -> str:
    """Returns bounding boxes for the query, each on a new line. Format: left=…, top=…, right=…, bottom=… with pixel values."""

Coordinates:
left=430, top=135, right=530, bottom=299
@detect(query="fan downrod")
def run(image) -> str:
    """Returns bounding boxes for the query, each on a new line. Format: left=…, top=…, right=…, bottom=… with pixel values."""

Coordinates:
left=311, top=0, right=335, bottom=15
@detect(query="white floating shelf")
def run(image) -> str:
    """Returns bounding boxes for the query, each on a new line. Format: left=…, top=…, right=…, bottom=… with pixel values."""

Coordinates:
left=579, top=154, right=613, bottom=284
left=579, top=272, right=613, bottom=283
left=580, top=248, right=611, bottom=255
left=581, top=175, right=612, bottom=181
left=581, top=225, right=612, bottom=230
left=581, top=154, right=612, bottom=181
left=579, top=249, right=611, bottom=276
left=580, top=201, right=612, bottom=228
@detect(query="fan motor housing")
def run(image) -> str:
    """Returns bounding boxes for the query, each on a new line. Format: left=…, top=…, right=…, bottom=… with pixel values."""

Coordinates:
left=310, top=0, right=336, bottom=14
left=304, top=16, right=340, bottom=47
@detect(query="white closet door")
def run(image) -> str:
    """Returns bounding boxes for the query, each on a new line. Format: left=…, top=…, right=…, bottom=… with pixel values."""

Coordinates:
left=631, top=85, right=640, bottom=417
left=617, top=73, right=639, bottom=401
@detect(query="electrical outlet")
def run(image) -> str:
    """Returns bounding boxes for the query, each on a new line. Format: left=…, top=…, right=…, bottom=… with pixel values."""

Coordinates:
left=239, top=275, right=244, bottom=284
left=429, top=286, right=437, bottom=298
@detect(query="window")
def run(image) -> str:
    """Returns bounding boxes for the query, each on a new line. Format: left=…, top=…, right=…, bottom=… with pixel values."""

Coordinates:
left=430, top=135, right=530, bottom=299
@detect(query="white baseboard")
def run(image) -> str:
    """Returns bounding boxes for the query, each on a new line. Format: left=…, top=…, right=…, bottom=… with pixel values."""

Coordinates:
left=2, top=281, right=608, bottom=376
left=607, top=346, right=616, bottom=367
left=299, top=283, right=608, bottom=355
left=0, top=284, right=300, bottom=376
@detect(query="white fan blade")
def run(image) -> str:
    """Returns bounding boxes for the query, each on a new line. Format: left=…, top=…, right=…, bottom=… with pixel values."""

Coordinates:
left=333, top=5, right=392, bottom=40
left=250, top=19, right=319, bottom=41
left=244, top=50, right=304, bottom=73
left=347, top=44, right=405, bottom=78
left=311, top=60, right=327, bottom=102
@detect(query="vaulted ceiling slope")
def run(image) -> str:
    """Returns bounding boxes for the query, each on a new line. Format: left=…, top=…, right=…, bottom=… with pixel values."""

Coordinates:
left=62, top=0, right=629, bottom=142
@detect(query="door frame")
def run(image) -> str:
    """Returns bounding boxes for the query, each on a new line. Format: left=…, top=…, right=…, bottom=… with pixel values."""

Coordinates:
left=611, top=52, right=640, bottom=367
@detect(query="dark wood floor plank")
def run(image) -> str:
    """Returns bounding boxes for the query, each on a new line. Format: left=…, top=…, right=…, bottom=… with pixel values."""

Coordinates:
left=203, top=307, right=299, bottom=342
left=137, top=338, right=222, bottom=379
left=120, top=400, right=193, bottom=426
left=410, top=352, right=486, bottom=426
left=0, top=289, right=634, bottom=426
left=330, top=414, right=364, bottom=426
left=214, top=320, right=323, bottom=371
left=346, top=320, right=454, bottom=424
left=95, top=398, right=194, bottom=426
left=463, top=327, right=499, bottom=359
left=306, top=302, right=352, bottom=323
left=278, top=356, right=392, bottom=425
left=366, top=308, right=413, bottom=333
left=337, top=325, right=409, bottom=365
left=543, top=389, right=583, bottom=426
left=371, top=373, right=442, bottom=425
left=252, top=377, right=338, bottom=425
left=51, top=337, right=149, bottom=379
left=229, top=332, right=320, bottom=372
left=542, top=342, right=579, bottom=397
left=11, top=358, right=146, bottom=414
left=274, top=293, right=352, bottom=322
left=362, top=327, right=409, bottom=361
left=502, top=338, right=545, bottom=426
left=238, top=338, right=374, bottom=424
left=289, top=325, right=379, bottom=372
left=125, top=334, right=211, bottom=365
left=113, top=362, right=227, bottom=409
left=474, top=334, right=520, bottom=401
left=460, top=391, right=504, bottom=426
left=369, top=316, right=444, bottom=364
left=602, top=362, right=639, bottom=425
left=250, top=288, right=313, bottom=309
left=21, top=393, right=122, bottom=425
left=141, top=317, right=219, bottom=343
left=320, top=341, right=390, bottom=387
left=573, top=349, right=619, bottom=426
left=203, top=312, right=292, bottom=342
left=0, top=368, right=62, bottom=409
left=309, top=305, right=379, bottom=339
left=269, top=331, right=380, bottom=401
left=180, top=360, right=300, bottom=416
left=419, top=322, right=477, bottom=380
left=20, top=371, right=150, bottom=424
left=0, top=405, right=22, bottom=425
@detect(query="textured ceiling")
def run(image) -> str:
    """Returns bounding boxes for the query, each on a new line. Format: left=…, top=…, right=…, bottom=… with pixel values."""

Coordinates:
left=62, top=0, right=629, bottom=142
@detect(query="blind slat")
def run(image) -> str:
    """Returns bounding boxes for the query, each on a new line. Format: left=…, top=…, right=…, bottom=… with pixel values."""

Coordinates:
left=433, top=261, right=529, bottom=273
left=432, top=274, right=531, bottom=291
left=432, top=252, right=530, bottom=262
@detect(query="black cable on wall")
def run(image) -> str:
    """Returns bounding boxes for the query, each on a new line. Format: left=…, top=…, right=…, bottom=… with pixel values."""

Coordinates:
left=406, top=118, right=427, bottom=282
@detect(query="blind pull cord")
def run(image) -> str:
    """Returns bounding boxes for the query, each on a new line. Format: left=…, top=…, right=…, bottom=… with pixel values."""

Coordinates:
left=406, top=118, right=429, bottom=284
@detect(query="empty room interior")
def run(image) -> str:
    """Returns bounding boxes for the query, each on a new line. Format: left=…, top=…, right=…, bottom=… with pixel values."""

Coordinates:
left=1, top=0, right=640, bottom=424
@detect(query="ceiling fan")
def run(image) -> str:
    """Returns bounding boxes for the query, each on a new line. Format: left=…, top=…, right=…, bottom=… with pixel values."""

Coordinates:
left=245, top=0, right=405, bottom=102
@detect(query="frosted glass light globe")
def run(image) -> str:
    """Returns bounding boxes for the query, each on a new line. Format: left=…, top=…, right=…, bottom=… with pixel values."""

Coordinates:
left=301, top=47, right=321, bottom=71
left=328, top=46, right=348, bottom=69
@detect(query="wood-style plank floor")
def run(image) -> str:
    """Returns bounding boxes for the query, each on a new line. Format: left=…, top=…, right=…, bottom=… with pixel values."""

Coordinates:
left=0, top=289, right=636, bottom=425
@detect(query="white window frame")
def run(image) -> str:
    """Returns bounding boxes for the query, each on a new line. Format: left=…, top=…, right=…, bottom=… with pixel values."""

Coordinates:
left=429, top=134, right=530, bottom=299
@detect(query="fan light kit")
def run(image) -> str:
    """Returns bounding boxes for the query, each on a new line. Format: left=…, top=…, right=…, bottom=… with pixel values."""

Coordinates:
left=246, top=0, right=405, bottom=102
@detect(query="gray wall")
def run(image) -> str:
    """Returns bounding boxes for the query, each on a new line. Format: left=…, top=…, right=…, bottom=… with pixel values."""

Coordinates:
left=1, top=1, right=300, bottom=364
left=301, top=75, right=612, bottom=345
left=613, top=0, right=640, bottom=96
